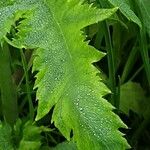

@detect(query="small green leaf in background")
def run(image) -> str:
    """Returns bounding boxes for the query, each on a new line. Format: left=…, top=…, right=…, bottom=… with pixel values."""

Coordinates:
left=0, top=123, right=14, bottom=150
left=107, top=0, right=142, bottom=27
left=138, top=0, right=150, bottom=35
left=19, top=121, right=44, bottom=150
left=52, top=142, right=77, bottom=150
left=0, top=120, right=49, bottom=150
left=120, top=82, right=150, bottom=118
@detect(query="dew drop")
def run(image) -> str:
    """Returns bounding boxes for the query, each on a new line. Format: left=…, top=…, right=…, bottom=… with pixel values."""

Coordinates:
left=82, top=112, right=85, bottom=115
left=54, top=77, right=58, bottom=80
left=80, top=108, right=83, bottom=111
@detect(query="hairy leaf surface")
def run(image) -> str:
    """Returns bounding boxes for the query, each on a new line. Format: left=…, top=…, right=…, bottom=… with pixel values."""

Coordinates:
left=0, top=0, right=129, bottom=149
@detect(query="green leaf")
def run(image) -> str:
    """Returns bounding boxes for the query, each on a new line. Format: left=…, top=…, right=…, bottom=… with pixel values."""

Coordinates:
left=137, top=0, right=150, bottom=35
left=0, top=123, right=14, bottom=150
left=0, top=0, right=35, bottom=42
left=120, top=82, right=150, bottom=118
left=0, top=0, right=129, bottom=149
left=18, top=122, right=43, bottom=150
left=51, top=142, right=77, bottom=150
left=0, top=0, right=14, bottom=8
left=106, top=0, right=142, bottom=28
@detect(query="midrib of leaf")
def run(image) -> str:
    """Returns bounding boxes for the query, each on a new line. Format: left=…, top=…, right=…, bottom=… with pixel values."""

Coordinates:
left=36, top=3, right=98, bottom=116
left=45, top=5, right=75, bottom=102
left=49, top=6, right=74, bottom=61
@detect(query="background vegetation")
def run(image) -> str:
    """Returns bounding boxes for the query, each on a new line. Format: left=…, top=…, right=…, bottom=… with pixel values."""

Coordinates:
left=0, top=0, right=150, bottom=149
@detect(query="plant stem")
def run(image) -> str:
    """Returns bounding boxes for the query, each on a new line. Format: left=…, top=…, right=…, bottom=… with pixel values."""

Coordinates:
left=121, top=45, right=138, bottom=84
left=103, top=22, right=117, bottom=107
left=131, top=27, right=150, bottom=146
left=130, top=0, right=150, bottom=144
left=132, top=0, right=150, bottom=87
left=129, top=65, right=143, bottom=81
left=96, top=0, right=118, bottom=107
left=139, top=29, right=150, bottom=86
left=0, top=42, right=18, bottom=125
left=20, top=49, right=34, bottom=120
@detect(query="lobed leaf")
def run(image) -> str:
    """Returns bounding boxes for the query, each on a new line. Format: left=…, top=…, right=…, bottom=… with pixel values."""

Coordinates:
left=0, top=0, right=130, bottom=149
